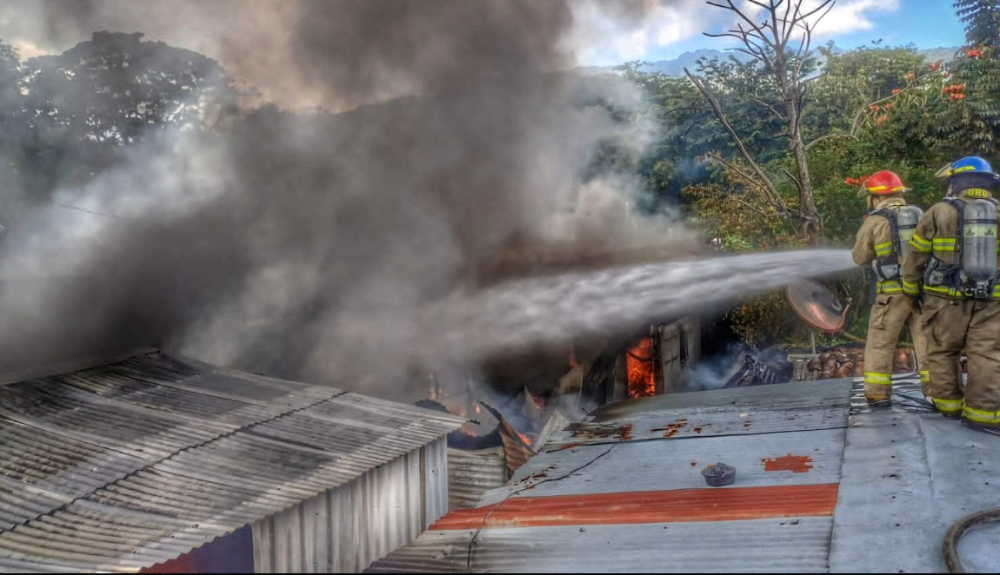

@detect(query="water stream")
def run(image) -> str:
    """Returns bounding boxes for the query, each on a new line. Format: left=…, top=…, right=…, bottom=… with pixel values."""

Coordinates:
left=426, top=249, right=856, bottom=359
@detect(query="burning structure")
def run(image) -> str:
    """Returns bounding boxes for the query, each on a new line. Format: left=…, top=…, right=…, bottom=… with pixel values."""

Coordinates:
left=423, top=313, right=703, bottom=508
left=369, top=374, right=1000, bottom=574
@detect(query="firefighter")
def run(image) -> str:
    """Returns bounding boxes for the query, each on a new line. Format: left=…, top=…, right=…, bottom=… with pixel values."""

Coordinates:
left=852, top=171, right=929, bottom=407
left=902, top=156, right=1000, bottom=434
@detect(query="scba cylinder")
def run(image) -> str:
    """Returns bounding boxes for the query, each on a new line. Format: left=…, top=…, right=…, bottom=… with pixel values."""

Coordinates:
left=897, top=205, right=924, bottom=264
left=962, top=199, right=998, bottom=288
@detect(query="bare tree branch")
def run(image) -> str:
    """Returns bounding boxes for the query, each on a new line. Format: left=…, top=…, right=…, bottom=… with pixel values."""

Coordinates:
left=753, top=97, right=786, bottom=121
left=705, top=186, right=779, bottom=222
left=705, top=153, right=799, bottom=218
left=781, top=166, right=802, bottom=192
left=685, top=67, right=784, bottom=199
left=705, top=152, right=797, bottom=227
left=694, top=0, right=836, bottom=245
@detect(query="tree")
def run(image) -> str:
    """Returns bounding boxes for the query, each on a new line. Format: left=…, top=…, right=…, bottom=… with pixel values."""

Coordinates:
left=936, top=1, right=1000, bottom=155
left=22, top=32, right=234, bottom=145
left=16, top=32, right=237, bottom=199
left=955, top=0, right=1000, bottom=52
left=685, top=0, right=834, bottom=245
left=0, top=39, right=25, bottom=224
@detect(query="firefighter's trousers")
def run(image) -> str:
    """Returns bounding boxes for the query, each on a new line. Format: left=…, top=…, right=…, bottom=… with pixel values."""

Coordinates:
left=919, top=296, right=1000, bottom=423
left=863, top=294, right=929, bottom=402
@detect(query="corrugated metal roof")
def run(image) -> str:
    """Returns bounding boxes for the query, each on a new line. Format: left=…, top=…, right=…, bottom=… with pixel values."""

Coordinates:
left=848, top=372, right=938, bottom=415
left=591, top=378, right=853, bottom=421
left=448, top=447, right=506, bottom=510
left=254, top=438, right=449, bottom=573
left=830, top=393, right=1000, bottom=574
left=542, top=379, right=853, bottom=450
left=482, top=428, right=845, bottom=504
left=368, top=378, right=852, bottom=573
left=371, top=372, right=1000, bottom=573
left=0, top=352, right=463, bottom=572
left=367, top=517, right=835, bottom=573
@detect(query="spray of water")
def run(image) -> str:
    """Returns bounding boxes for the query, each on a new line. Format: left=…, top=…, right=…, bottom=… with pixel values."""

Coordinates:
left=354, top=250, right=856, bottom=368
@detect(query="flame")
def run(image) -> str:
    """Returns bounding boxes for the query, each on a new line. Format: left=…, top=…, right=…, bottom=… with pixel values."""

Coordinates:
left=627, top=337, right=657, bottom=399
left=475, top=404, right=481, bottom=414
left=518, top=432, right=531, bottom=446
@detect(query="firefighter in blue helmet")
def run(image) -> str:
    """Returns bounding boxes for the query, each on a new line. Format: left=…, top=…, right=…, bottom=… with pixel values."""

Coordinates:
left=902, top=156, right=1000, bottom=435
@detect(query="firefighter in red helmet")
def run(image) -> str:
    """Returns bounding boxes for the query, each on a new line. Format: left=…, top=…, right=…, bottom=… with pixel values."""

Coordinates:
left=851, top=171, right=929, bottom=407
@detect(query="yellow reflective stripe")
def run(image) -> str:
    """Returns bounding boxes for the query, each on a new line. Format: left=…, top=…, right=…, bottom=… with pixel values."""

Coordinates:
left=964, top=405, right=1000, bottom=424
left=954, top=165, right=977, bottom=174
left=994, top=285, right=1000, bottom=299
left=920, top=370, right=930, bottom=383
left=902, top=280, right=920, bottom=296
left=868, top=185, right=889, bottom=192
left=910, top=234, right=932, bottom=252
left=933, top=398, right=964, bottom=413
left=876, top=279, right=902, bottom=294
left=926, top=285, right=963, bottom=298
left=877, top=284, right=903, bottom=294
left=874, top=241, right=894, bottom=256
left=933, top=238, right=957, bottom=252
left=864, top=372, right=892, bottom=385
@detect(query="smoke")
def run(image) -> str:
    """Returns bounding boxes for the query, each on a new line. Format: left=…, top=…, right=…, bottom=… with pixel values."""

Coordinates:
left=681, top=343, right=748, bottom=392
left=0, top=0, right=669, bottom=110
left=0, top=0, right=710, bottom=399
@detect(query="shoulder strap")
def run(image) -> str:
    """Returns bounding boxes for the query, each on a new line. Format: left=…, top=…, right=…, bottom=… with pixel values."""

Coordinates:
left=943, top=198, right=966, bottom=264
left=869, top=208, right=901, bottom=258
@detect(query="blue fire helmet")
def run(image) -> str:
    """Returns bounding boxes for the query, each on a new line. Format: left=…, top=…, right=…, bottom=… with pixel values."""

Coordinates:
left=935, top=156, right=1000, bottom=180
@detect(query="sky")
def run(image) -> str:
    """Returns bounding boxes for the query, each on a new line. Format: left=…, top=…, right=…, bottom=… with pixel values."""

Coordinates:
left=578, top=0, right=969, bottom=66
left=0, top=1, right=971, bottom=77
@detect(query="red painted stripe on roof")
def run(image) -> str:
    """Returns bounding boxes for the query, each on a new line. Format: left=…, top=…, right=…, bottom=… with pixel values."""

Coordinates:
left=431, top=484, right=840, bottom=530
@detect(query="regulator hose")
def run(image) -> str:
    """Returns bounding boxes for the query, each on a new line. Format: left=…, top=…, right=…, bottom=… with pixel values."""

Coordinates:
left=943, top=508, right=1000, bottom=573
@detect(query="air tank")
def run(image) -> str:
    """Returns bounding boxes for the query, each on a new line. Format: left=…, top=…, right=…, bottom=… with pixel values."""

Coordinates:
left=962, top=199, right=998, bottom=286
left=897, top=205, right=924, bottom=264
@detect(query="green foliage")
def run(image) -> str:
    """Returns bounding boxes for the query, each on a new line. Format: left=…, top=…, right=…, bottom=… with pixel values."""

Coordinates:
left=954, top=0, right=1000, bottom=52
left=932, top=2, right=1000, bottom=155
left=0, top=39, right=23, bottom=220
left=0, top=32, right=238, bottom=207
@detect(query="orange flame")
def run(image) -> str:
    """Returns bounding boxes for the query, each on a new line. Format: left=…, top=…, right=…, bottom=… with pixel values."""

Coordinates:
left=627, top=337, right=657, bottom=399
left=518, top=432, right=531, bottom=446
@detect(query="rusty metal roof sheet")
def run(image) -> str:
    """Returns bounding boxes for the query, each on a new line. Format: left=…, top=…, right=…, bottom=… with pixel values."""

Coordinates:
left=0, top=351, right=463, bottom=572
left=369, top=379, right=852, bottom=573
left=542, top=379, right=853, bottom=450
left=371, top=373, right=1000, bottom=573
left=482, top=428, right=845, bottom=504
left=367, top=517, right=836, bottom=573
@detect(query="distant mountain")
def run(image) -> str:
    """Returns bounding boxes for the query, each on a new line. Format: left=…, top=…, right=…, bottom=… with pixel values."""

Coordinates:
left=919, top=46, right=961, bottom=64
left=639, top=49, right=754, bottom=75
left=578, top=46, right=961, bottom=77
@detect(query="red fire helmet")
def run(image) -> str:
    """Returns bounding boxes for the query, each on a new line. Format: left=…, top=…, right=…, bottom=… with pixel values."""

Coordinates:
left=862, top=170, right=909, bottom=196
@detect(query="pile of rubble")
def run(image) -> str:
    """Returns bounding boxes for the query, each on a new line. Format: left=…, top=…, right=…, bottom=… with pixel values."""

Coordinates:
left=799, top=348, right=916, bottom=381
